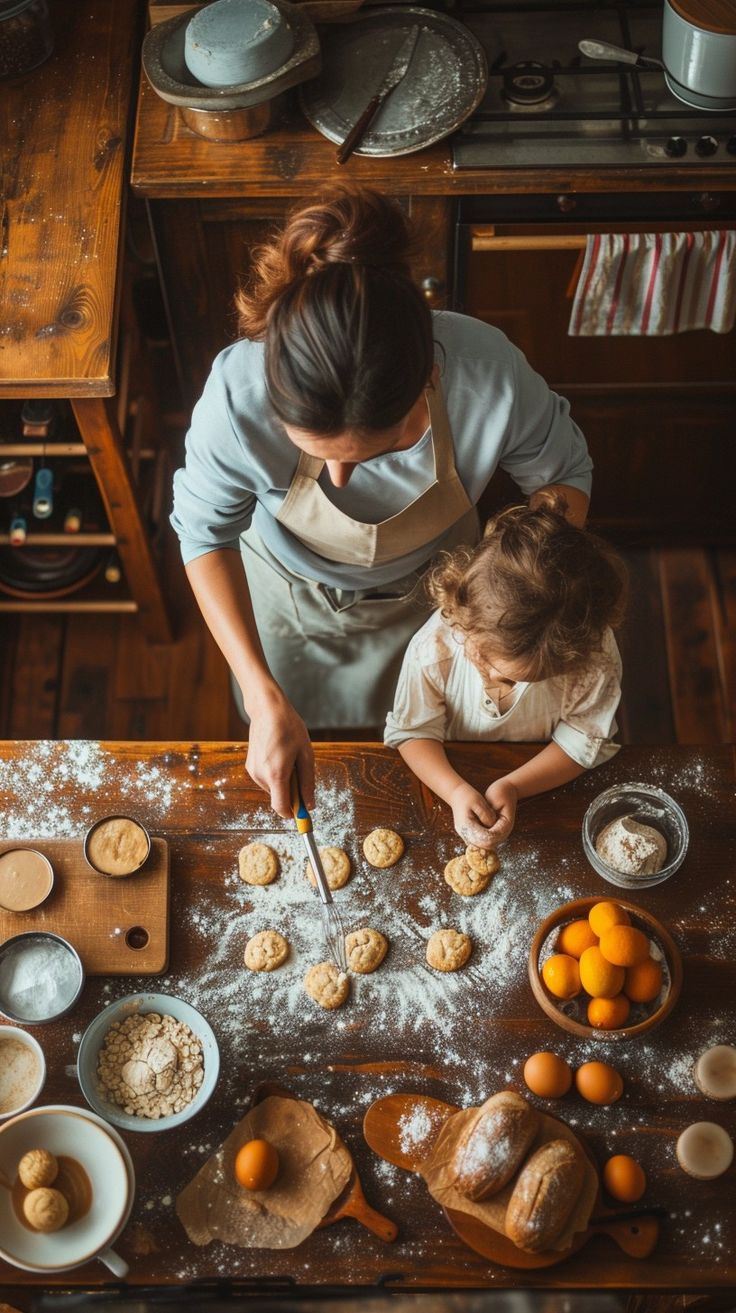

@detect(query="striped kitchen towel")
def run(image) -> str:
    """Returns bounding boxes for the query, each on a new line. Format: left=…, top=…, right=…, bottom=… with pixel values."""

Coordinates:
left=569, top=231, right=736, bottom=335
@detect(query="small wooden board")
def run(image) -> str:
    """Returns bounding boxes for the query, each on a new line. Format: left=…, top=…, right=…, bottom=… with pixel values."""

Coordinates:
left=0, top=838, right=169, bottom=975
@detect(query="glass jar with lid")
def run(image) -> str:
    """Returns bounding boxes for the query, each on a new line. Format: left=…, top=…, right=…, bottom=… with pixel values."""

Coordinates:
left=0, top=0, right=54, bottom=79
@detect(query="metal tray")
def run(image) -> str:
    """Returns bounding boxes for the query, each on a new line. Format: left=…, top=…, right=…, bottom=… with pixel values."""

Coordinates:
left=299, top=7, right=487, bottom=156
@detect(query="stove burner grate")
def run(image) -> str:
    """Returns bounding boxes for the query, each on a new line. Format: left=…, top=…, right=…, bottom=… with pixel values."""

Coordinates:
left=501, top=60, right=559, bottom=112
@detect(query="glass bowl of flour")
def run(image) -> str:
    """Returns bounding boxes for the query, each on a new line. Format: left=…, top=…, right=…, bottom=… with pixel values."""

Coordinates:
left=582, top=782, right=689, bottom=889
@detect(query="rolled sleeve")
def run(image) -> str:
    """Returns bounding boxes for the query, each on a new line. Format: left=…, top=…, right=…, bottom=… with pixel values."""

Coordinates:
left=552, top=630, right=622, bottom=769
left=498, top=343, right=593, bottom=498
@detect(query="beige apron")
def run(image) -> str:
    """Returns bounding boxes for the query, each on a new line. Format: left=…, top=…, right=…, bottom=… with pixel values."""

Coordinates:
left=238, top=378, right=479, bottom=728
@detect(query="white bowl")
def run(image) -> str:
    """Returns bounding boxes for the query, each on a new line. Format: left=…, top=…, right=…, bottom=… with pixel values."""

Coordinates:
left=0, top=1105, right=131, bottom=1274
left=77, top=992, right=220, bottom=1133
left=0, top=1025, right=46, bottom=1122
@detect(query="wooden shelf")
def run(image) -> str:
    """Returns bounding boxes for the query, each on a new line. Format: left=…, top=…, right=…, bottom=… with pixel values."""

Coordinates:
left=0, top=574, right=137, bottom=615
left=0, top=533, right=116, bottom=547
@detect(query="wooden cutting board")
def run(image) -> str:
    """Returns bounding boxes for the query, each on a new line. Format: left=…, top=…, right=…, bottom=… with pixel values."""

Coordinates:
left=0, top=838, right=169, bottom=975
left=364, top=1093, right=661, bottom=1269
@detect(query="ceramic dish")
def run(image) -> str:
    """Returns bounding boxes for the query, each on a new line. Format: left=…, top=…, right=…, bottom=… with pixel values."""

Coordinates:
left=0, top=1026, right=46, bottom=1122
left=142, top=2, right=320, bottom=111
left=83, top=815, right=151, bottom=878
left=299, top=6, right=488, bottom=157
left=0, top=847, right=54, bottom=913
left=529, top=896, right=683, bottom=1041
left=582, top=782, right=689, bottom=889
left=0, top=1105, right=131, bottom=1275
left=184, top=0, right=295, bottom=87
left=0, top=932, right=85, bottom=1025
left=77, top=992, right=220, bottom=1133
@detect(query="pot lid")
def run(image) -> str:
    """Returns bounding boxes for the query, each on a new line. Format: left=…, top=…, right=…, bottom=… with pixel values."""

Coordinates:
left=666, top=0, right=736, bottom=36
left=142, top=1, right=320, bottom=111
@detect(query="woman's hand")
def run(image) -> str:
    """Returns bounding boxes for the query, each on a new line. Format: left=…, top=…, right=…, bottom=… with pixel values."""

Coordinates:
left=449, top=780, right=498, bottom=849
left=484, top=777, right=519, bottom=844
left=245, top=689, right=314, bottom=818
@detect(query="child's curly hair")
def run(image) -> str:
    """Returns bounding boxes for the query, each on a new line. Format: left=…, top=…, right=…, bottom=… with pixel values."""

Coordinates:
left=427, top=497, right=628, bottom=681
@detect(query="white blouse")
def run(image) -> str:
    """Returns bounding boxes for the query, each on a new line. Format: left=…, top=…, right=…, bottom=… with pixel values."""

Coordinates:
left=385, top=610, right=622, bottom=769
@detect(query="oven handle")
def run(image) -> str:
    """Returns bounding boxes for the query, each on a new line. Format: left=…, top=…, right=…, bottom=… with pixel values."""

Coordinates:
left=472, top=229, right=587, bottom=251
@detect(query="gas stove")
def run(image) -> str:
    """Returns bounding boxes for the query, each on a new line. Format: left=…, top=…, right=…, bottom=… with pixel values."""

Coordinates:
left=452, top=0, right=736, bottom=170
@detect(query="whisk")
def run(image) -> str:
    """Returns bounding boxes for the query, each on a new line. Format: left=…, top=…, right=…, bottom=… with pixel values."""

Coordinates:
left=291, top=772, right=348, bottom=975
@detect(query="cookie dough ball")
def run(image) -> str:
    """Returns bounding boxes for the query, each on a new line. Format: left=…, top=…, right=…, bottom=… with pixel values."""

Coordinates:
left=362, top=828, right=405, bottom=868
left=238, top=842, right=279, bottom=886
left=345, top=928, right=388, bottom=974
left=444, top=854, right=491, bottom=896
left=465, top=845, right=500, bottom=877
left=23, top=1186, right=69, bottom=1233
left=304, top=846, right=351, bottom=890
left=426, top=928, right=472, bottom=972
left=595, top=816, right=667, bottom=876
left=244, top=929, right=289, bottom=972
left=18, top=1148, right=58, bottom=1190
left=304, top=962, right=350, bottom=1009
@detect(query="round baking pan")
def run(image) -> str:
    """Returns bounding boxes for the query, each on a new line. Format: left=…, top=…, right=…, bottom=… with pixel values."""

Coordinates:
left=0, top=546, right=103, bottom=600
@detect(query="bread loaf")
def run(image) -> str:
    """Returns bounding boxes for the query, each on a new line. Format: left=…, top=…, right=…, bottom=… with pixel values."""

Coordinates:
left=452, top=1091, right=540, bottom=1201
left=504, top=1138, right=585, bottom=1252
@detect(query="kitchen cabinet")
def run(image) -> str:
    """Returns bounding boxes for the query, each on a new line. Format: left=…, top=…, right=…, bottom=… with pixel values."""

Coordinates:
left=0, top=0, right=172, bottom=642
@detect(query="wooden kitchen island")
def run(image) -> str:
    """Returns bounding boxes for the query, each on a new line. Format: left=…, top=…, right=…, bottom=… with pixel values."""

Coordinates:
left=0, top=740, right=734, bottom=1304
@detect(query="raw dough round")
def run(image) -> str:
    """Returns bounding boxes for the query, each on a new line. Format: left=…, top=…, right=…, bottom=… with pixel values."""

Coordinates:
left=23, top=1186, right=69, bottom=1233
left=304, top=962, right=350, bottom=1009
left=244, top=929, right=289, bottom=972
left=595, top=816, right=667, bottom=876
left=345, top=928, right=388, bottom=974
left=18, top=1148, right=58, bottom=1190
left=465, top=845, right=500, bottom=877
left=676, top=1121, right=734, bottom=1179
left=238, top=842, right=279, bottom=886
left=694, top=1045, right=736, bottom=1101
left=362, top=828, right=405, bottom=868
left=86, top=817, right=150, bottom=876
left=426, top=928, right=472, bottom=972
left=304, top=847, right=351, bottom=890
left=444, top=854, right=491, bottom=896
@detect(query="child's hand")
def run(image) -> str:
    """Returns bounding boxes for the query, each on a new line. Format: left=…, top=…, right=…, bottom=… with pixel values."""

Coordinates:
left=484, top=777, right=518, bottom=844
left=449, top=780, right=497, bottom=848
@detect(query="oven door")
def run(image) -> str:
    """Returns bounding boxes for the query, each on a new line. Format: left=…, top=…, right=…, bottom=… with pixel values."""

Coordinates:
left=453, top=193, right=736, bottom=542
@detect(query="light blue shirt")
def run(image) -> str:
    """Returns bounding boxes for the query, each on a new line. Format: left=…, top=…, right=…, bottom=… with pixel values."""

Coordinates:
left=171, top=311, right=593, bottom=589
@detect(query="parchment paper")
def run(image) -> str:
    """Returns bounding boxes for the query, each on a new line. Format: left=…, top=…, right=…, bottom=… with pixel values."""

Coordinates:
left=176, top=1095, right=352, bottom=1249
left=420, top=1103, right=599, bottom=1253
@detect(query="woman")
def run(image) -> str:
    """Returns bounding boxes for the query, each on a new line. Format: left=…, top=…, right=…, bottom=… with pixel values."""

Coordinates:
left=171, top=186, right=592, bottom=820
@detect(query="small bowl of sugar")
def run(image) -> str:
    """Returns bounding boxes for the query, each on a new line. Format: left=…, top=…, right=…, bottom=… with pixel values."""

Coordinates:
left=0, top=932, right=85, bottom=1026
left=0, top=1027, right=46, bottom=1121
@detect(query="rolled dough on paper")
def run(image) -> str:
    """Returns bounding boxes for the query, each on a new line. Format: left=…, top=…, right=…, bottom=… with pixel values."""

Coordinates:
left=176, top=1095, right=352, bottom=1249
left=420, top=1102, right=599, bottom=1253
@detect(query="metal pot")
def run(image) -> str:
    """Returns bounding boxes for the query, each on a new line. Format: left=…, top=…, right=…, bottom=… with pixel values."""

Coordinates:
left=178, top=93, right=286, bottom=141
left=662, top=0, right=736, bottom=110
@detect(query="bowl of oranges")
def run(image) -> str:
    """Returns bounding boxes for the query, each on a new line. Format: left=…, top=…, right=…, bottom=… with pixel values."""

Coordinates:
left=528, top=897, right=683, bottom=1041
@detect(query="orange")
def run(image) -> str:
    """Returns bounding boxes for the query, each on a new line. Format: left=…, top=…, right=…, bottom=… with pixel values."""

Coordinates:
left=603, top=1154, right=646, bottom=1203
left=542, top=953, right=581, bottom=1000
left=599, top=925, right=651, bottom=968
left=556, top=919, right=599, bottom=959
left=587, top=993, right=631, bottom=1030
left=579, top=945, right=625, bottom=999
left=624, top=957, right=664, bottom=1003
left=588, top=900, right=631, bottom=938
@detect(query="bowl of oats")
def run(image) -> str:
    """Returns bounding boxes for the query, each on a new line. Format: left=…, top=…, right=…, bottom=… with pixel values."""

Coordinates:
left=76, top=993, right=219, bottom=1133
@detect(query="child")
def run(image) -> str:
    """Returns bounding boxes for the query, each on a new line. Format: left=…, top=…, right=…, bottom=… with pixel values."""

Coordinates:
left=384, top=500, right=628, bottom=849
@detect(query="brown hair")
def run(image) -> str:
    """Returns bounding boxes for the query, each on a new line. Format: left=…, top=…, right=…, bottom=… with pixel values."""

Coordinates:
left=427, top=498, right=628, bottom=681
left=235, top=186, right=434, bottom=435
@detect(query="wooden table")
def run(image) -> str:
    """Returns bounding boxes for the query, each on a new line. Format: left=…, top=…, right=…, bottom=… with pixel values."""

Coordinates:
left=0, top=740, right=734, bottom=1302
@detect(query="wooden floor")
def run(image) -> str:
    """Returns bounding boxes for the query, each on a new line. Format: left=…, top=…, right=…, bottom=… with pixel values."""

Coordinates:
left=0, top=545, right=734, bottom=745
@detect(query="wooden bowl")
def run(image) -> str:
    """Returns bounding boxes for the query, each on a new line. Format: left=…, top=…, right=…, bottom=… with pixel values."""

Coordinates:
left=528, top=896, right=683, bottom=1041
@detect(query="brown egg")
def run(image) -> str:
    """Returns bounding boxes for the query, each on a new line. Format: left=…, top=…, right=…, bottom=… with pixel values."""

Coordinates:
left=234, top=1138, right=280, bottom=1191
left=575, top=1060, right=624, bottom=1106
left=523, top=1051, right=573, bottom=1098
left=603, top=1154, right=646, bottom=1202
